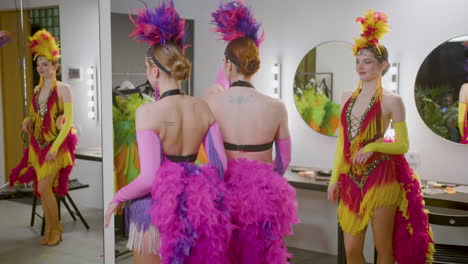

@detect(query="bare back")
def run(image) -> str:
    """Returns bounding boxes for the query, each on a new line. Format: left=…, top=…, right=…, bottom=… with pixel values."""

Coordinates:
left=136, top=94, right=215, bottom=156
left=207, top=86, right=289, bottom=164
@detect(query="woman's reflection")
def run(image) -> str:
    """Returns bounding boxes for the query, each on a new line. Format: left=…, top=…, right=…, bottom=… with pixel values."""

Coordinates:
left=9, top=29, right=78, bottom=246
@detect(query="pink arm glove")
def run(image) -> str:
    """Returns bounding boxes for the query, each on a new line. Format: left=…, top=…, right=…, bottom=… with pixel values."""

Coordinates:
left=215, top=64, right=230, bottom=91
left=274, top=137, right=291, bottom=175
left=111, top=130, right=162, bottom=204
left=203, top=122, right=227, bottom=179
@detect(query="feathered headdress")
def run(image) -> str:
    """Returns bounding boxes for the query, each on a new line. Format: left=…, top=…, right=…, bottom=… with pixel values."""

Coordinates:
left=351, top=9, right=390, bottom=56
left=0, top=30, right=12, bottom=48
left=28, top=29, right=61, bottom=61
left=129, top=0, right=186, bottom=50
left=210, top=0, right=264, bottom=47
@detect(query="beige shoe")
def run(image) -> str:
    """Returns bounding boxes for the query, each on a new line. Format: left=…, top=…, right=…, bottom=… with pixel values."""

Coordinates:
left=47, top=225, right=63, bottom=246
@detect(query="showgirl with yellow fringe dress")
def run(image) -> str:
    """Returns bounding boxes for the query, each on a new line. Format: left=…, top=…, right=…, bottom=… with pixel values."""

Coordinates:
left=328, top=10, right=434, bottom=264
left=9, top=29, right=78, bottom=246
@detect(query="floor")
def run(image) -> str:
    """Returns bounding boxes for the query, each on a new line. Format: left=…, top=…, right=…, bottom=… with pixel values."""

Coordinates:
left=0, top=196, right=104, bottom=264
left=115, top=245, right=337, bottom=264
left=0, top=196, right=338, bottom=264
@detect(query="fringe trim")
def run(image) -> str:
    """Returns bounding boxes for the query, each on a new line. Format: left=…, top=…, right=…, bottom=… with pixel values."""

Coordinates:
left=338, top=181, right=402, bottom=235
left=28, top=144, right=74, bottom=180
left=126, top=221, right=161, bottom=255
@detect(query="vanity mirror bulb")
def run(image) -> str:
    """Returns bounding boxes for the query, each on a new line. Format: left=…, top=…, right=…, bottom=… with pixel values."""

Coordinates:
left=271, top=80, right=280, bottom=88
left=87, top=90, right=95, bottom=97
left=87, top=67, right=94, bottom=75
left=87, top=112, right=96, bottom=119
left=389, top=66, right=397, bottom=75
left=271, top=64, right=280, bottom=74
left=88, top=101, right=95, bottom=107
left=87, top=79, right=94, bottom=86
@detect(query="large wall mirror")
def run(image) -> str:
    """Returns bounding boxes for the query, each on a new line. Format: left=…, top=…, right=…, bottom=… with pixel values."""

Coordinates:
left=415, top=35, right=468, bottom=145
left=0, top=0, right=104, bottom=263
left=294, top=41, right=358, bottom=136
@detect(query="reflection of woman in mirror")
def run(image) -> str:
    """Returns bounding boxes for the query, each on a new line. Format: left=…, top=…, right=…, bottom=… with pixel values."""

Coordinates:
left=9, top=29, right=78, bottom=246
left=104, top=1, right=231, bottom=263
left=327, top=10, right=433, bottom=264
left=207, top=2, right=298, bottom=262
left=459, top=84, right=468, bottom=144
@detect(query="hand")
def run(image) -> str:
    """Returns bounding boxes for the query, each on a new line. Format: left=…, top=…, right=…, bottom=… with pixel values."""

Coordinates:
left=55, top=115, right=64, bottom=130
left=214, top=63, right=229, bottom=90
left=21, top=119, right=32, bottom=134
left=328, top=182, right=340, bottom=203
left=104, top=202, right=119, bottom=228
left=45, top=150, right=58, bottom=161
left=352, top=147, right=373, bottom=165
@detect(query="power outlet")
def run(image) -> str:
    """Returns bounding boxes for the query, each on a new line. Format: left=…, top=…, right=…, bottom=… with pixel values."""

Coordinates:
left=405, top=151, right=420, bottom=168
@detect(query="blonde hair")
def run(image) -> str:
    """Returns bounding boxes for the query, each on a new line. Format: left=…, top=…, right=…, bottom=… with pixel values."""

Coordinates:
left=147, top=43, right=191, bottom=81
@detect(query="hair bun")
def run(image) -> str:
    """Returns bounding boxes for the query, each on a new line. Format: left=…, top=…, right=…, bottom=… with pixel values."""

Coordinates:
left=170, top=57, right=191, bottom=81
left=241, top=57, right=260, bottom=77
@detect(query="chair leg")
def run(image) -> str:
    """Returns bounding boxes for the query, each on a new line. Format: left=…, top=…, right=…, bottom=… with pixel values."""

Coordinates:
left=31, top=196, right=37, bottom=227
left=374, top=247, right=378, bottom=263
left=56, top=196, right=61, bottom=220
left=66, top=193, right=89, bottom=229
left=41, top=218, right=45, bottom=236
left=61, top=197, right=77, bottom=221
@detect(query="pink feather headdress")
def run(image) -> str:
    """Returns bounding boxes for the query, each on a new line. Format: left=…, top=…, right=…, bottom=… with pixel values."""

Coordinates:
left=129, top=0, right=186, bottom=50
left=210, top=0, right=264, bottom=47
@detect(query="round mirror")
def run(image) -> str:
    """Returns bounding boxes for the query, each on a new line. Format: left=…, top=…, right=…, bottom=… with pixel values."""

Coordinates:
left=415, top=35, right=468, bottom=144
left=293, top=41, right=358, bottom=136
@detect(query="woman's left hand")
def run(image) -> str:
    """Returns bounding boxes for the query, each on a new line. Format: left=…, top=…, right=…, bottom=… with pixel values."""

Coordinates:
left=104, top=202, right=119, bottom=228
left=352, top=147, right=373, bottom=165
left=45, top=151, right=58, bottom=161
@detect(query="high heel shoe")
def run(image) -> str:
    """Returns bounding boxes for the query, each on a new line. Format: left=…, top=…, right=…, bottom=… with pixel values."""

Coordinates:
left=47, top=226, right=63, bottom=246
left=40, top=226, right=51, bottom=245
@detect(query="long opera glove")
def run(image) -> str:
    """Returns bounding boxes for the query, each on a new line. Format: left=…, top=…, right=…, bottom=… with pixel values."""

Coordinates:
left=328, top=125, right=344, bottom=189
left=49, top=103, right=73, bottom=154
left=363, top=121, right=409, bottom=154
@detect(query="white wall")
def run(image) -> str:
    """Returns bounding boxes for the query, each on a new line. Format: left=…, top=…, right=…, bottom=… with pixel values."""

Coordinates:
left=109, top=0, right=468, bottom=259
left=316, top=41, right=359, bottom=103
left=57, top=0, right=102, bottom=149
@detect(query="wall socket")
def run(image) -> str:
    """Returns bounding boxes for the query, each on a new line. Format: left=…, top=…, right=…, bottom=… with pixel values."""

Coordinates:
left=405, top=151, right=420, bottom=168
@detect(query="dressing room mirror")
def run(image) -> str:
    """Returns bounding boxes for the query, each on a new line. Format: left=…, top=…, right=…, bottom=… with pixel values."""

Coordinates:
left=294, top=41, right=358, bottom=136
left=0, top=0, right=104, bottom=263
left=110, top=2, right=194, bottom=261
left=415, top=35, right=468, bottom=144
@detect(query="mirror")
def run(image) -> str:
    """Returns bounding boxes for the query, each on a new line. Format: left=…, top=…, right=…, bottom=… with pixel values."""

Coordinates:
left=294, top=41, right=359, bottom=136
left=0, top=0, right=104, bottom=263
left=415, top=35, right=468, bottom=144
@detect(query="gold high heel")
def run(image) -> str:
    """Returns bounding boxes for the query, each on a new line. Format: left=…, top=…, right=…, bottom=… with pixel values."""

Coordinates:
left=47, top=225, right=63, bottom=246
left=39, top=229, right=50, bottom=245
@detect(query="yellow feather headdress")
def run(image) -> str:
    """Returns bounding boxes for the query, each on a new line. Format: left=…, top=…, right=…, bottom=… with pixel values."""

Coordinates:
left=28, top=29, right=61, bottom=62
left=351, top=9, right=390, bottom=56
